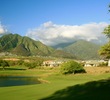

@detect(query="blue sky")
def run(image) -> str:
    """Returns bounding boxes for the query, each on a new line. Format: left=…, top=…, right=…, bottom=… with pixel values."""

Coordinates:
left=0, top=0, right=110, bottom=45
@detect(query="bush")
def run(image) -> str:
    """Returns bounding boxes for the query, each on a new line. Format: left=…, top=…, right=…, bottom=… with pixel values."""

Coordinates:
left=0, top=60, right=9, bottom=70
left=24, top=62, right=38, bottom=69
left=60, top=61, right=86, bottom=74
left=98, top=62, right=108, bottom=67
left=7, top=60, right=24, bottom=66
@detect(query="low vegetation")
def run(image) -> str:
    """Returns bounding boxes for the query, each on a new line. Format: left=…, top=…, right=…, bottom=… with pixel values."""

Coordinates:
left=0, top=57, right=45, bottom=70
left=0, top=60, right=9, bottom=70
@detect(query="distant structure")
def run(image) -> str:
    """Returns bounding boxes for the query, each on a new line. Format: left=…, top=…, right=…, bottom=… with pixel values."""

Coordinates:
left=84, top=60, right=107, bottom=67
left=108, top=59, right=110, bottom=66
left=42, top=60, right=65, bottom=67
left=84, top=60, right=99, bottom=67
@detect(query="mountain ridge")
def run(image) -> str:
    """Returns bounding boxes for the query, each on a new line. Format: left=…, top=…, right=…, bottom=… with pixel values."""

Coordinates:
left=0, top=34, right=75, bottom=58
left=0, top=34, right=101, bottom=59
left=0, top=34, right=54, bottom=56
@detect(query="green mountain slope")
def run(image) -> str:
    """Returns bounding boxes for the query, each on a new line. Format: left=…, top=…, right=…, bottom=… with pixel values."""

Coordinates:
left=0, top=34, right=54, bottom=56
left=63, top=40, right=100, bottom=60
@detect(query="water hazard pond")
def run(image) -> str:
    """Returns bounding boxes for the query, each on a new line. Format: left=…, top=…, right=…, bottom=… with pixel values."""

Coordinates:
left=0, top=76, right=41, bottom=87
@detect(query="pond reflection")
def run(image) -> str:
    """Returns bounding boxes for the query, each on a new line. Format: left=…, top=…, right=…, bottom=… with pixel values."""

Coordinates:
left=0, top=76, right=41, bottom=87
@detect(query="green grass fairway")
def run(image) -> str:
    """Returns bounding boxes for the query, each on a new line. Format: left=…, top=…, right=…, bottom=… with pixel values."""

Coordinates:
left=0, top=68, right=110, bottom=100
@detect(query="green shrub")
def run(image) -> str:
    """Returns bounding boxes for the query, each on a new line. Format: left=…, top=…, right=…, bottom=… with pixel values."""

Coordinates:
left=24, top=62, right=38, bottom=69
left=7, top=60, right=24, bottom=66
left=98, top=62, right=108, bottom=67
left=60, top=61, right=86, bottom=74
left=0, top=60, right=9, bottom=70
left=17, top=60, right=24, bottom=65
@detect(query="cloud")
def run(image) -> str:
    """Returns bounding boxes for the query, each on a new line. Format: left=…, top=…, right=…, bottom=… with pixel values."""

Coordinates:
left=26, top=21, right=108, bottom=45
left=0, top=22, right=8, bottom=35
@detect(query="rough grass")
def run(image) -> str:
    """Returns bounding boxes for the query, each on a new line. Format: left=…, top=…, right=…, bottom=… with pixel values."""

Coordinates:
left=0, top=66, right=110, bottom=100
left=84, top=66, right=110, bottom=74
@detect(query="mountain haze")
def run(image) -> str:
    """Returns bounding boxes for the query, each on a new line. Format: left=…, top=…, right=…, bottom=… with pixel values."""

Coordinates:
left=52, top=42, right=74, bottom=49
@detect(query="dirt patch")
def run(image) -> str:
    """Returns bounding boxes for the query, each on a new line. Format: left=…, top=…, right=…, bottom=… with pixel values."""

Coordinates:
left=84, top=67, right=110, bottom=74
left=38, top=78, right=51, bottom=83
left=3, top=58, right=20, bottom=61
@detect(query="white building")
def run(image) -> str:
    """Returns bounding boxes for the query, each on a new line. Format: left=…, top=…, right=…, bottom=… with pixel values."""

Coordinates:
left=108, top=59, right=110, bottom=66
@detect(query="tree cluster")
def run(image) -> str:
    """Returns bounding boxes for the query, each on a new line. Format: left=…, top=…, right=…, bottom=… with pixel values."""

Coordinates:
left=99, top=5, right=110, bottom=59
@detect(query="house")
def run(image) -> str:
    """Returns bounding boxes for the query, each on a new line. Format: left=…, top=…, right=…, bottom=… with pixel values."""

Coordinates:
left=84, top=60, right=99, bottom=67
left=42, top=60, right=57, bottom=67
left=84, top=60, right=107, bottom=67
left=42, top=60, right=64, bottom=67
left=108, top=59, right=110, bottom=66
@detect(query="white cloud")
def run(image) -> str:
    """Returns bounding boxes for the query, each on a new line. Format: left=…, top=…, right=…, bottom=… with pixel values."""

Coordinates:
left=0, top=22, right=8, bottom=35
left=26, top=21, right=108, bottom=45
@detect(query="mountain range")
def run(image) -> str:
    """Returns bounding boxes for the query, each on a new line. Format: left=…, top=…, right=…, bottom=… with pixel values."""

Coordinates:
left=0, top=34, right=101, bottom=59
left=0, top=34, right=75, bottom=58
left=52, top=40, right=101, bottom=60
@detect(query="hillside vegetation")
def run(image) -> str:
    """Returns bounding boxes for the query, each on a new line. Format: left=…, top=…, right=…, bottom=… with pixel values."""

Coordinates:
left=0, top=34, right=54, bottom=56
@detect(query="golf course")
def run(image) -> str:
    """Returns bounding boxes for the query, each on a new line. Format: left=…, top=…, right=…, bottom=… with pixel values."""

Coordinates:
left=0, top=0, right=110, bottom=100
left=0, top=66, right=110, bottom=100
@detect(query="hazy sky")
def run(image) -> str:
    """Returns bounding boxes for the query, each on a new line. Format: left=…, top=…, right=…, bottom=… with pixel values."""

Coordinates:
left=0, top=0, right=110, bottom=45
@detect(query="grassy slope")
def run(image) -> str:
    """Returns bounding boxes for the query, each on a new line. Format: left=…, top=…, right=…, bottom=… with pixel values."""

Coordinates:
left=0, top=67, right=110, bottom=100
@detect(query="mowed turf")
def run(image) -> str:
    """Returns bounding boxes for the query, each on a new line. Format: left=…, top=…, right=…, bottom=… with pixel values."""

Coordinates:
left=0, top=67, right=110, bottom=100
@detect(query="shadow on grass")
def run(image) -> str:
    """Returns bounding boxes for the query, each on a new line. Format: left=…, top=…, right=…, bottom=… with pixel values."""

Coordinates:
left=0, top=68, right=26, bottom=70
left=41, top=78, right=110, bottom=100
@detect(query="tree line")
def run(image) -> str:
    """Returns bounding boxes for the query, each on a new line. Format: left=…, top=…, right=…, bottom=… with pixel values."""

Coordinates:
left=0, top=58, right=43, bottom=70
